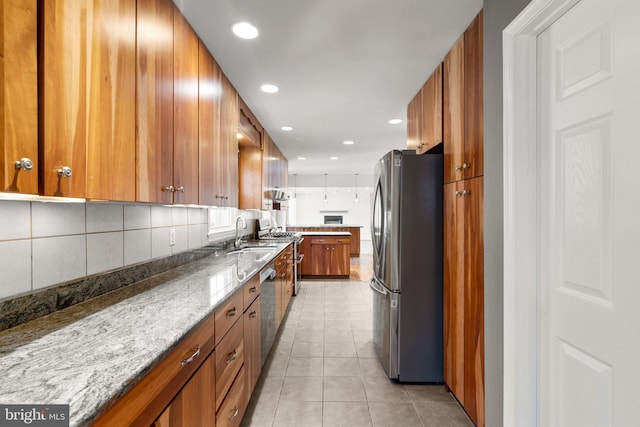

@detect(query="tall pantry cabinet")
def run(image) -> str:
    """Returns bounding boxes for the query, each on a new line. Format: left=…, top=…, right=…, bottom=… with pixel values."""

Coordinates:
left=443, top=11, right=484, bottom=427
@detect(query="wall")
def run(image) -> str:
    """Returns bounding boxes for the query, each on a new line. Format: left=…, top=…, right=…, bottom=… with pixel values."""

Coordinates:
left=288, top=187, right=374, bottom=254
left=483, top=0, right=533, bottom=425
left=0, top=199, right=265, bottom=302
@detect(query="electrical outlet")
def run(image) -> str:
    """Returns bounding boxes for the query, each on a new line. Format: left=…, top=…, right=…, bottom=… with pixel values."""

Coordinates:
left=169, top=228, right=176, bottom=246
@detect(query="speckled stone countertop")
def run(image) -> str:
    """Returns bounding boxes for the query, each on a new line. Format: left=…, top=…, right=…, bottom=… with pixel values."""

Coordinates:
left=0, top=241, right=289, bottom=427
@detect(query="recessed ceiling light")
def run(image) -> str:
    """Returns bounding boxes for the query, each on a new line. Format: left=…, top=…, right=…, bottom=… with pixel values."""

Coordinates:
left=342, top=140, right=355, bottom=145
left=281, top=126, right=293, bottom=131
left=232, top=22, right=258, bottom=39
left=297, top=157, right=307, bottom=160
left=260, top=84, right=279, bottom=93
left=330, top=156, right=338, bottom=160
left=236, top=133, right=243, bottom=139
left=388, top=118, right=403, bottom=125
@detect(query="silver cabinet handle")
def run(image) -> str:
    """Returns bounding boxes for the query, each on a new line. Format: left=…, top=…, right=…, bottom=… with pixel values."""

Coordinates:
left=462, top=190, right=471, bottom=196
left=249, top=286, right=257, bottom=294
left=226, top=350, right=238, bottom=365
left=455, top=165, right=462, bottom=172
left=15, top=158, right=33, bottom=171
left=249, top=310, right=257, bottom=319
left=162, top=185, right=174, bottom=192
left=462, top=163, right=471, bottom=169
left=225, top=307, right=237, bottom=319
left=57, top=166, right=72, bottom=178
left=175, top=186, right=185, bottom=193
left=227, top=405, right=239, bottom=424
left=455, top=191, right=463, bottom=196
left=181, top=344, right=200, bottom=367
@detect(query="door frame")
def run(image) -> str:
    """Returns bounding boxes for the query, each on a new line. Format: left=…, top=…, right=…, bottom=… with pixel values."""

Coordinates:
left=502, top=0, right=582, bottom=425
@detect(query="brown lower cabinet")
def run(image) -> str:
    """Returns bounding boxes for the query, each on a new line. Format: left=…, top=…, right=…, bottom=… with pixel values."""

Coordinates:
left=444, top=176, right=484, bottom=427
left=153, top=351, right=216, bottom=427
left=310, top=237, right=350, bottom=277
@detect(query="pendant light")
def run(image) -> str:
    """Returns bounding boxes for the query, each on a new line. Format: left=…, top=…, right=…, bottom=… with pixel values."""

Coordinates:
left=323, top=174, right=328, bottom=203
left=354, top=173, right=359, bottom=202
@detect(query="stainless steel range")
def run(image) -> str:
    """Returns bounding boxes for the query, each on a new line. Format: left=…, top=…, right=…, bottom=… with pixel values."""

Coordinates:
left=256, top=219, right=303, bottom=295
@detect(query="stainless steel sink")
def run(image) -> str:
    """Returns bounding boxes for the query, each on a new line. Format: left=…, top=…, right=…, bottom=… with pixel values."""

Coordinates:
left=227, top=245, right=278, bottom=262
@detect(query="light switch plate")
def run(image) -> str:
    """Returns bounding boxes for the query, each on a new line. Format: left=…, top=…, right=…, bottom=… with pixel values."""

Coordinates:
left=169, top=228, right=176, bottom=246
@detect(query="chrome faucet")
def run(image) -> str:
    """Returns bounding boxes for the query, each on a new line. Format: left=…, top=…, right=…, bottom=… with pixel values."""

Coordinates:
left=235, top=215, right=247, bottom=248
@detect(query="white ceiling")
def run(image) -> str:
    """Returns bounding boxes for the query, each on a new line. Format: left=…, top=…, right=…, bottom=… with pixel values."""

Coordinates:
left=174, top=0, right=482, bottom=176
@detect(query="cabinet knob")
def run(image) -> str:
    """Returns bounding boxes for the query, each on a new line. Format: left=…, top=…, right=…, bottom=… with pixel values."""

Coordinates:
left=57, top=166, right=72, bottom=178
left=462, top=163, right=471, bottom=169
left=462, top=190, right=471, bottom=196
left=175, top=186, right=185, bottom=193
left=455, top=191, right=463, bottom=196
left=455, top=165, right=462, bottom=172
left=15, top=158, right=34, bottom=171
left=162, top=185, right=175, bottom=193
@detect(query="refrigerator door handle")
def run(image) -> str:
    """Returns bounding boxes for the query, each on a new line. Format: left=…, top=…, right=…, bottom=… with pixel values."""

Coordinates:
left=369, top=278, right=388, bottom=296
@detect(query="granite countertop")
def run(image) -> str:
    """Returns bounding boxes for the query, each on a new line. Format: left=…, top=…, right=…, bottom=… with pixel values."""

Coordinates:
left=300, top=231, right=352, bottom=236
left=0, top=241, right=289, bottom=427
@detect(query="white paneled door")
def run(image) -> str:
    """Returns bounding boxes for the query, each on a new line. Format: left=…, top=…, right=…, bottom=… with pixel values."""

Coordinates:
left=537, top=0, right=640, bottom=425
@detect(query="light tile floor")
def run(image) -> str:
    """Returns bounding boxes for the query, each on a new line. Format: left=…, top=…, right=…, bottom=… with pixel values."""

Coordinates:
left=241, top=279, right=473, bottom=427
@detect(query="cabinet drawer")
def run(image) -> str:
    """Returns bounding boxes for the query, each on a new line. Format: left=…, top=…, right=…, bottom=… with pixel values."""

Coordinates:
left=93, top=314, right=216, bottom=427
left=215, top=318, right=244, bottom=411
left=243, top=274, right=261, bottom=312
left=311, top=236, right=350, bottom=245
left=216, top=366, right=247, bottom=427
left=215, top=289, right=243, bottom=345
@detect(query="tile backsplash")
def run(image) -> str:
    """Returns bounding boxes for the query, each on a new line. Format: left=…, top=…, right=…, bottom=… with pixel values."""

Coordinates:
left=0, top=200, right=211, bottom=300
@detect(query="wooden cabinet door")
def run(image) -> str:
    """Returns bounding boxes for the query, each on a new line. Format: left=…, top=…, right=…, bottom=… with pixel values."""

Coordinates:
left=243, top=295, right=261, bottom=395
left=443, top=181, right=465, bottom=402
left=349, top=227, right=361, bottom=257
left=444, top=34, right=464, bottom=184
left=41, top=0, right=88, bottom=198
left=173, top=10, right=199, bottom=204
left=137, top=0, right=174, bottom=204
left=311, top=244, right=330, bottom=276
left=299, top=237, right=312, bottom=275
left=43, top=0, right=136, bottom=200
left=463, top=11, right=483, bottom=180
left=198, top=41, right=222, bottom=206
left=406, top=90, right=422, bottom=150
left=219, top=73, right=239, bottom=207
left=463, top=176, right=484, bottom=427
left=330, top=244, right=350, bottom=276
left=1, top=0, right=38, bottom=194
left=153, top=350, right=215, bottom=427
left=418, top=63, right=443, bottom=154
left=86, top=0, right=136, bottom=201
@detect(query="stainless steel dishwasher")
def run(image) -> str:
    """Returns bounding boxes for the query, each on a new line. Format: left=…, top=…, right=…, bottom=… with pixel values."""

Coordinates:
left=259, top=262, right=276, bottom=366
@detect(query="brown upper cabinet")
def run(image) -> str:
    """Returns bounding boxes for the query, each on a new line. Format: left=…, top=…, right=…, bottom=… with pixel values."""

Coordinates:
left=136, top=0, right=174, bottom=204
left=444, top=11, right=483, bottom=183
left=407, top=63, right=443, bottom=154
left=418, top=63, right=443, bottom=154
left=198, top=41, right=222, bottom=206
left=406, top=90, right=422, bottom=151
left=238, top=97, right=263, bottom=210
left=172, top=9, right=199, bottom=205
left=218, top=73, right=239, bottom=207
left=42, top=0, right=137, bottom=200
left=1, top=0, right=38, bottom=194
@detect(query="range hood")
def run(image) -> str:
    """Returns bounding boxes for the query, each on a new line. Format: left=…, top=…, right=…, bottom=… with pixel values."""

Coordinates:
left=264, top=189, right=289, bottom=201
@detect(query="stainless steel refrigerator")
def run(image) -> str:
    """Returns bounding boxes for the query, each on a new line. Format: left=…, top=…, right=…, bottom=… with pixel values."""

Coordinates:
left=370, top=149, right=443, bottom=382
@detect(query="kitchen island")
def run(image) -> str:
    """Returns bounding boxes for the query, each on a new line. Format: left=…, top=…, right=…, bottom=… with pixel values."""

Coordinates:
left=0, top=241, right=293, bottom=427
left=287, top=225, right=362, bottom=256
left=297, top=231, right=352, bottom=277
